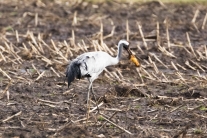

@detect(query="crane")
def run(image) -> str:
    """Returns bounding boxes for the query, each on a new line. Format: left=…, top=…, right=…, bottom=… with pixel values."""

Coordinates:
left=65, top=40, right=140, bottom=114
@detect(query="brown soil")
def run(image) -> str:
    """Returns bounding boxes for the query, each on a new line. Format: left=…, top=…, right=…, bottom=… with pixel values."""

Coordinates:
left=0, top=0, right=207, bottom=137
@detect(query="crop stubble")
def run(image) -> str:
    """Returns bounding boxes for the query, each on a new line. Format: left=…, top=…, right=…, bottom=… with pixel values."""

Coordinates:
left=0, top=0, right=207, bottom=137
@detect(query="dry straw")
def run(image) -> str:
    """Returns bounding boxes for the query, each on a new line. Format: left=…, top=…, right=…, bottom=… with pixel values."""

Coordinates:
left=202, top=12, right=207, bottom=30
left=137, top=22, right=148, bottom=49
left=1, top=3, right=207, bottom=136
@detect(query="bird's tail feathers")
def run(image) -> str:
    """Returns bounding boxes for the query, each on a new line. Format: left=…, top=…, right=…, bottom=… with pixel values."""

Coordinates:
left=66, top=61, right=81, bottom=87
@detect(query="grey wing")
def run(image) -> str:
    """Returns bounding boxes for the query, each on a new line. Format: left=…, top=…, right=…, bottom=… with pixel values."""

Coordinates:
left=79, top=55, right=96, bottom=77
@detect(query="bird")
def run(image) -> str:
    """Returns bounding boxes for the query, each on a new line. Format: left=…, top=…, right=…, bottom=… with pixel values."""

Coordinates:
left=65, top=40, right=140, bottom=114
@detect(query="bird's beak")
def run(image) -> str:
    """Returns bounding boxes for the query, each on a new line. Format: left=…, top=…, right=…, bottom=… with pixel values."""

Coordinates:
left=125, top=48, right=140, bottom=67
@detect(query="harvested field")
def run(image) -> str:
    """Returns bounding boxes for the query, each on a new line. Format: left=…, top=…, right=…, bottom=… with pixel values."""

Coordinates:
left=0, top=0, right=207, bottom=137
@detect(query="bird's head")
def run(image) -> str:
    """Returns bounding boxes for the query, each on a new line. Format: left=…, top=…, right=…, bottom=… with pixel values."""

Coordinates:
left=119, top=40, right=141, bottom=67
left=118, top=40, right=130, bottom=51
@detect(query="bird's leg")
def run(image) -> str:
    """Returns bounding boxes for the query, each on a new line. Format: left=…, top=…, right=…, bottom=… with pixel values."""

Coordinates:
left=90, top=84, right=100, bottom=114
left=86, top=82, right=92, bottom=121
left=87, top=82, right=92, bottom=108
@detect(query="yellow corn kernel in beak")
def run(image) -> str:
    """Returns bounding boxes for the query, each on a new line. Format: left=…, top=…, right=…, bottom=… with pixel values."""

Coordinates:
left=130, top=55, right=140, bottom=67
